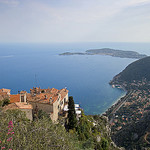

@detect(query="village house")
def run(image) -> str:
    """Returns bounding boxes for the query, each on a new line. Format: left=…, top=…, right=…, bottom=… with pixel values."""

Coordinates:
left=1, top=89, right=33, bottom=121
left=27, top=87, right=69, bottom=122
left=0, top=87, right=69, bottom=122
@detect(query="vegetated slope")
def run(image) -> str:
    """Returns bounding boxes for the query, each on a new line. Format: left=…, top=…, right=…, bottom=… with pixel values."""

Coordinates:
left=112, top=111, right=150, bottom=150
left=115, top=56, right=150, bottom=82
left=0, top=110, right=78, bottom=150
left=0, top=109, right=120, bottom=150
left=59, top=48, right=147, bottom=59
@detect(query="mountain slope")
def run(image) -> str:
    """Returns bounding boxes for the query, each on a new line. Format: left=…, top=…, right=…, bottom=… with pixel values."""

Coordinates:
left=112, top=56, right=150, bottom=83
left=112, top=111, right=150, bottom=150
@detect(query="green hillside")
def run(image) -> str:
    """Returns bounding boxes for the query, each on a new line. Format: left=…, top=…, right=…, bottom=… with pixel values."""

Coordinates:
left=112, top=111, right=150, bottom=150
left=117, top=56, right=150, bottom=82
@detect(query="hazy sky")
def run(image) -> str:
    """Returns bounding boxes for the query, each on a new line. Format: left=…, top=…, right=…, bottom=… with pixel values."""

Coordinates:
left=0, top=0, right=150, bottom=43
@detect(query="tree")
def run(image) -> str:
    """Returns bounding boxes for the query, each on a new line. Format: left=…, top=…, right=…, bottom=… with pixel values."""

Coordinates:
left=0, top=98, right=10, bottom=107
left=67, top=96, right=77, bottom=130
left=101, top=138, right=109, bottom=150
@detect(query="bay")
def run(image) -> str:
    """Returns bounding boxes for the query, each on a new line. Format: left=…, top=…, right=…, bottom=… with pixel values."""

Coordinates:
left=0, top=42, right=150, bottom=115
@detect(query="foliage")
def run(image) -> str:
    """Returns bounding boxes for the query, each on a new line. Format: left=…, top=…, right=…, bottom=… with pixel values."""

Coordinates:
left=67, top=96, right=77, bottom=130
left=76, top=112, right=118, bottom=150
left=0, top=98, right=10, bottom=107
left=37, top=109, right=50, bottom=120
left=0, top=108, right=119, bottom=150
left=118, top=56, right=150, bottom=82
left=101, top=137, right=109, bottom=150
left=77, top=112, right=92, bottom=141
left=0, top=110, right=79, bottom=150
left=112, top=111, right=150, bottom=150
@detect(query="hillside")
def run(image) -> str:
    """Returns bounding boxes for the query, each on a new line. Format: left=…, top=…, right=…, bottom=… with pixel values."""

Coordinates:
left=108, top=56, right=150, bottom=150
left=0, top=109, right=120, bottom=150
left=111, top=56, right=150, bottom=84
left=112, top=111, right=150, bottom=150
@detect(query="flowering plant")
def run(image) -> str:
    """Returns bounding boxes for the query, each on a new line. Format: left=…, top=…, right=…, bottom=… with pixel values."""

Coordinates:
left=0, top=121, right=14, bottom=150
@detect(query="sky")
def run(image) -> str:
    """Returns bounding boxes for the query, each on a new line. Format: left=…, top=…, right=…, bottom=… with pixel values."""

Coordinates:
left=0, top=0, right=150, bottom=43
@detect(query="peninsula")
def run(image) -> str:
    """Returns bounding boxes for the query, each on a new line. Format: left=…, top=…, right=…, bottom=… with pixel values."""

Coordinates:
left=59, top=48, right=147, bottom=59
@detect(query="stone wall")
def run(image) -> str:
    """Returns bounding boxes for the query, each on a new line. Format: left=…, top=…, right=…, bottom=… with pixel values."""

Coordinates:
left=21, top=109, right=33, bottom=121
left=29, top=102, right=53, bottom=114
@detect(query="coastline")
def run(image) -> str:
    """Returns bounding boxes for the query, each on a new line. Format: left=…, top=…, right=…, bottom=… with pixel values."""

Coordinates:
left=102, top=93, right=126, bottom=116
left=111, top=92, right=126, bottom=107
left=102, top=85, right=127, bottom=116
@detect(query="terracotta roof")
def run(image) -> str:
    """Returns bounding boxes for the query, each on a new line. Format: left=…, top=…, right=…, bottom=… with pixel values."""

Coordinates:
left=59, top=89, right=68, bottom=101
left=27, top=93, right=58, bottom=104
left=3, top=102, right=32, bottom=110
left=10, top=95, right=20, bottom=103
left=28, top=87, right=68, bottom=104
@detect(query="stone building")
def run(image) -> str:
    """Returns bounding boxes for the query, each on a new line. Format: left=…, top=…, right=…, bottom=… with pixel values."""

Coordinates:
left=3, top=102, right=33, bottom=121
left=27, top=87, right=68, bottom=122
left=0, top=88, right=33, bottom=121
left=0, top=87, right=69, bottom=122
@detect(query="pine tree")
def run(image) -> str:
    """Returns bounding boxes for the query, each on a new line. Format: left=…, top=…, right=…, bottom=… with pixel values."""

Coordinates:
left=67, top=96, right=77, bottom=130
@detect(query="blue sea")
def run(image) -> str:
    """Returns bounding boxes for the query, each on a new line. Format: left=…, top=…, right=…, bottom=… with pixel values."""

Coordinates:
left=0, top=42, right=150, bottom=115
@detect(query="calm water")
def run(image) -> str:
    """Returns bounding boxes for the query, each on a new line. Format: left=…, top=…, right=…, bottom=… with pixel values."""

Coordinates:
left=0, top=42, right=150, bottom=114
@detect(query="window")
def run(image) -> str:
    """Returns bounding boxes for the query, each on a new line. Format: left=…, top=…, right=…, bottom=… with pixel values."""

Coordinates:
left=21, top=96, right=24, bottom=102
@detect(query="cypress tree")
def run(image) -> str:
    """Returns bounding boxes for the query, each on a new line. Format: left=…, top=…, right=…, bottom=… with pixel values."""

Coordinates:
left=67, top=96, right=77, bottom=130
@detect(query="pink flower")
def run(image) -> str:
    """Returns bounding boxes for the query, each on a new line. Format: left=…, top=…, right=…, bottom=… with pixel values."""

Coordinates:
left=8, top=121, right=13, bottom=128
left=11, top=132, right=14, bottom=134
left=8, top=128, right=13, bottom=132
left=0, top=141, right=1, bottom=143
left=1, top=147, right=5, bottom=149
left=8, top=121, right=13, bottom=126
left=8, top=132, right=11, bottom=135
left=7, top=138, right=10, bottom=142
left=7, top=137, right=12, bottom=142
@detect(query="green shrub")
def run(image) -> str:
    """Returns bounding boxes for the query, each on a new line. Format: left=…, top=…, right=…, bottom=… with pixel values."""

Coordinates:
left=0, top=110, right=78, bottom=150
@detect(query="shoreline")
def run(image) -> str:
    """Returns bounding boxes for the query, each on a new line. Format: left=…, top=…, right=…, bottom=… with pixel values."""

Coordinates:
left=111, top=92, right=127, bottom=106
left=102, top=87, right=127, bottom=116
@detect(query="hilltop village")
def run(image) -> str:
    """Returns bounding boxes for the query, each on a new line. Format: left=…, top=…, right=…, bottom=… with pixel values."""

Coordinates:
left=0, top=87, right=81, bottom=122
left=0, top=87, right=120, bottom=150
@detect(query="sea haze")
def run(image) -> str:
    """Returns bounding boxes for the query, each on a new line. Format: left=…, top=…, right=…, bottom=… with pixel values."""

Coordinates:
left=0, top=42, right=150, bottom=115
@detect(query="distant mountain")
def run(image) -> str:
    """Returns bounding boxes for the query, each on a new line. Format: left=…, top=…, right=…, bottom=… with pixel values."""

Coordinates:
left=86, top=48, right=147, bottom=59
left=59, top=48, right=147, bottom=59
left=112, top=56, right=150, bottom=83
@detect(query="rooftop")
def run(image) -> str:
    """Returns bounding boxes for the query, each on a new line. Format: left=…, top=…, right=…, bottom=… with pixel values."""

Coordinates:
left=28, top=87, right=68, bottom=104
left=10, top=95, right=20, bottom=103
